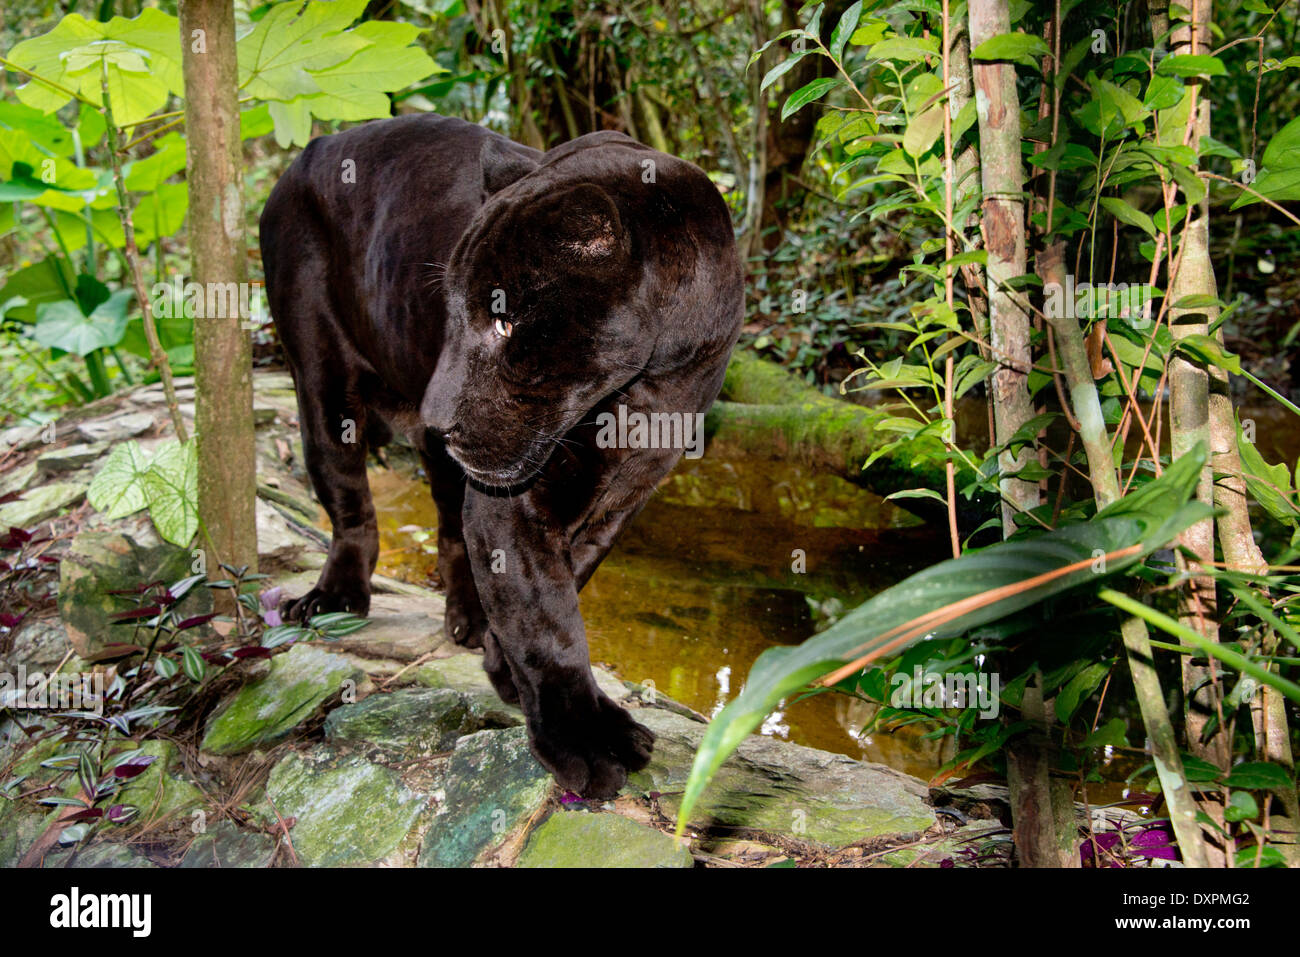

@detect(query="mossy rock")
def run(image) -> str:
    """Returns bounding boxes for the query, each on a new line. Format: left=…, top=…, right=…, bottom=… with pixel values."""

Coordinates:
left=324, top=687, right=480, bottom=759
left=115, top=739, right=205, bottom=826
left=518, top=811, right=693, bottom=868
left=626, top=707, right=935, bottom=847
left=414, top=654, right=523, bottom=727
left=201, top=644, right=360, bottom=755
left=181, top=820, right=276, bottom=868
left=266, top=746, right=426, bottom=866
left=418, top=727, right=550, bottom=868
left=0, top=481, right=88, bottom=528
left=57, top=530, right=209, bottom=659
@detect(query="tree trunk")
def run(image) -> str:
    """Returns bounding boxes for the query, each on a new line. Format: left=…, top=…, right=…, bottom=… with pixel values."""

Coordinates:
left=180, top=0, right=258, bottom=576
left=1167, top=0, right=1228, bottom=864
left=968, top=0, right=1068, bottom=867
left=969, top=0, right=1038, bottom=535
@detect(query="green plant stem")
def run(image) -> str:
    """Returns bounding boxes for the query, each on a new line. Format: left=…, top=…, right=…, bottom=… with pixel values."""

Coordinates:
left=100, top=65, right=188, bottom=443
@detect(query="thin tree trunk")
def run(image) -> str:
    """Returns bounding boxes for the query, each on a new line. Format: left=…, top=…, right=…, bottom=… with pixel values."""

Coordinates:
left=969, top=0, right=1038, bottom=535
left=969, top=0, right=1065, bottom=868
left=181, top=0, right=257, bottom=576
left=1167, top=0, right=1228, bottom=864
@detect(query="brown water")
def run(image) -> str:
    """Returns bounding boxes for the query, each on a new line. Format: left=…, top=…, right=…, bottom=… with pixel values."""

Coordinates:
left=366, top=398, right=1300, bottom=787
left=368, top=456, right=957, bottom=781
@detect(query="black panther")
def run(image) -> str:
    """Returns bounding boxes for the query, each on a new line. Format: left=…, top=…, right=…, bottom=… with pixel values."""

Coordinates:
left=260, top=114, right=742, bottom=798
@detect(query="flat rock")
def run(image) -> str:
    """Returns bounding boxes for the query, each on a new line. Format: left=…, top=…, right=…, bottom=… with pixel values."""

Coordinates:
left=0, top=481, right=87, bottom=528
left=419, top=727, right=550, bottom=868
left=267, top=746, right=426, bottom=866
left=201, top=644, right=359, bottom=755
left=324, top=592, right=448, bottom=661
left=324, top=687, right=488, bottom=759
left=414, top=653, right=522, bottom=726
left=181, top=820, right=277, bottom=868
left=36, top=441, right=107, bottom=474
left=255, top=498, right=312, bottom=569
left=0, top=461, right=37, bottom=497
left=57, top=530, right=209, bottom=659
left=0, top=618, right=72, bottom=672
left=627, top=707, right=936, bottom=847
left=75, top=411, right=155, bottom=444
left=44, top=841, right=157, bottom=868
left=518, top=810, right=693, bottom=868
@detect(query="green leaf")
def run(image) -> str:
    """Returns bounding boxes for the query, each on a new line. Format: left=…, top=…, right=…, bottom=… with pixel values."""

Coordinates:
left=1224, top=762, right=1294, bottom=791
left=781, top=77, right=840, bottom=120
left=1082, top=717, right=1128, bottom=748
left=1156, top=54, right=1227, bottom=78
left=903, top=103, right=944, bottom=158
left=306, top=19, right=443, bottom=109
left=32, top=290, right=132, bottom=356
left=7, top=9, right=183, bottom=127
left=760, top=55, right=808, bottom=94
left=676, top=446, right=1213, bottom=835
left=1173, top=333, right=1241, bottom=374
left=829, top=1, right=863, bottom=62
left=237, top=0, right=370, bottom=101
left=1056, top=662, right=1109, bottom=723
left=138, top=438, right=198, bottom=546
left=971, top=32, right=1049, bottom=68
left=866, top=36, right=939, bottom=62
left=87, top=440, right=151, bottom=519
left=1100, top=197, right=1157, bottom=237
left=1237, top=416, right=1299, bottom=525
left=181, top=645, right=206, bottom=683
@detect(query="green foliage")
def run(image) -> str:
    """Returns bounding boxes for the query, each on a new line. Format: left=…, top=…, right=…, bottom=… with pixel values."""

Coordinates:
left=677, top=447, right=1211, bottom=833
left=88, top=438, right=198, bottom=546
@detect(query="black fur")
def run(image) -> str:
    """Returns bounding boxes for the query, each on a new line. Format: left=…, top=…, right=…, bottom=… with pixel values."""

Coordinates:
left=260, top=114, right=742, bottom=797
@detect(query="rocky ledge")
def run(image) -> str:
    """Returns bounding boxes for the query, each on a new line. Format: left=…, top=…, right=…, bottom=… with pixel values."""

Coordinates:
left=0, top=370, right=1023, bottom=868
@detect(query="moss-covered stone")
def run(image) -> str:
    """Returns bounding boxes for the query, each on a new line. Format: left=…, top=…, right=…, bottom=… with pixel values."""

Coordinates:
left=0, top=481, right=88, bottom=528
left=266, top=746, right=426, bottom=866
left=414, top=655, right=523, bottom=727
left=115, top=739, right=205, bottom=825
left=324, top=687, right=478, bottom=758
left=36, top=441, right=108, bottom=474
left=714, top=352, right=993, bottom=523
left=518, top=811, right=693, bottom=868
left=626, top=707, right=935, bottom=847
left=201, top=644, right=359, bottom=755
left=57, top=530, right=210, bottom=659
left=181, top=820, right=276, bottom=868
left=419, top=728, right=550, bottom=868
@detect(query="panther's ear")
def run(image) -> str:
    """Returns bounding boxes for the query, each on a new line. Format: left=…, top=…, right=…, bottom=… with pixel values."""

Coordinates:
left=480, top=137, right=541, bottom=194
left=539, top=183, right=629, bottom=270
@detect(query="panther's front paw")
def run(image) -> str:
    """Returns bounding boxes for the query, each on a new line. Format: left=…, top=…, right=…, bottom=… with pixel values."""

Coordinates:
left=284, top=580, right=371, bottom=620
left=529, top=697, right=655, bottom=799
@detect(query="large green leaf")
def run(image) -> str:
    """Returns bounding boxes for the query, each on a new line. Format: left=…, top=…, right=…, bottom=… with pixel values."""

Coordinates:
left=6, top=9, right=183, bottom=127
left=236, top=0, right=371, bottom=101
left=676, top=446, right=1212, bottom=834
left=32, top=289, right=132, bottom=356
left=138, top=438, right=198, bottom=546
left=87, top=441, right=151, bottom=519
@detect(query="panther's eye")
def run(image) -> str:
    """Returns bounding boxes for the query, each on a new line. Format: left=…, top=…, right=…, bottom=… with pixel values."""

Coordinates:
left=493, top=318, right=513, bottom=339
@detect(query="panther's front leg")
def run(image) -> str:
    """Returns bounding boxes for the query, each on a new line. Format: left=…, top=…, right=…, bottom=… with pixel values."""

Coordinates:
left=462, top=458, right=667, bottom=799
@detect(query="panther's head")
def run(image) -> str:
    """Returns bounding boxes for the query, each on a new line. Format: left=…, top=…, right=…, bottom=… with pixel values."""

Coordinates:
left=420, top=170, right=647, bottom=488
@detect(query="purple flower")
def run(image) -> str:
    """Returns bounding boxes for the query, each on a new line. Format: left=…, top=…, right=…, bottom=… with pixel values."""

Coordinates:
left=259, top=586, right=284, bottom=627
